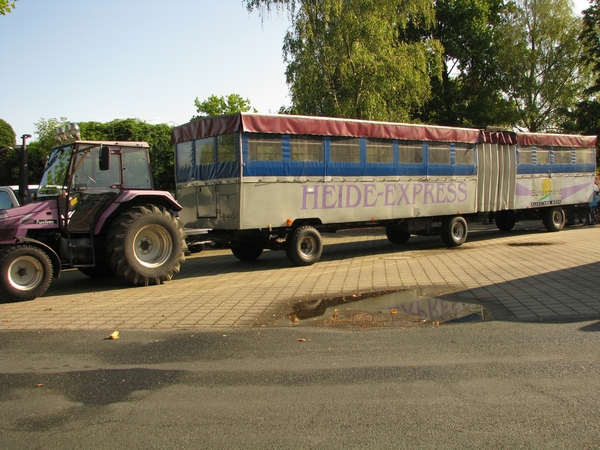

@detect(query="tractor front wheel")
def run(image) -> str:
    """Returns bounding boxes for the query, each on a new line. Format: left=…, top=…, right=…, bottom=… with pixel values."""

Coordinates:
left=107, top=204, right=185, bottom=286
left=0, top=245, right=53, bottom=302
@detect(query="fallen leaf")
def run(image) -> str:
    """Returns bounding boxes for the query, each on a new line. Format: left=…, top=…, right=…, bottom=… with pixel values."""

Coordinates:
left=298, top=338, right=307, bottom=342
left=108, top=331, right=119, bottom=340
left=390, top=309, right=398, bottom=315
left=35, top=383, right=44, bottom=387
left=290, top=314, right=299, bottom=323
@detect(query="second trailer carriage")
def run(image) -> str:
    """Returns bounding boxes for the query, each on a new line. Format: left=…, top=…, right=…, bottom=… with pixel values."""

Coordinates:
left=172, top=113, right=597, bottom=266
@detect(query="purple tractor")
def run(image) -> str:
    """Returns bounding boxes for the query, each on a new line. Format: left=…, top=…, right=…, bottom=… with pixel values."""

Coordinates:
left=0, top=130, right=185, bottom=302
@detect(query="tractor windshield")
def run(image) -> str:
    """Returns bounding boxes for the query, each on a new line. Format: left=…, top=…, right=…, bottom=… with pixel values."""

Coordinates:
left=38, top=145, right=72, bottom=197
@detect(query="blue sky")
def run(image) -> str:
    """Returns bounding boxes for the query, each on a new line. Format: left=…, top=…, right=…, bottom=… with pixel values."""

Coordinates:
left=0, top=0, right=592, bottom=142
left=0, top=0, right=290, bottom=140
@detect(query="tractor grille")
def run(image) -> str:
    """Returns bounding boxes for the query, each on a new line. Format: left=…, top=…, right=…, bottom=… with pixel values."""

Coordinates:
left=0, top=217, right=19, bottom=241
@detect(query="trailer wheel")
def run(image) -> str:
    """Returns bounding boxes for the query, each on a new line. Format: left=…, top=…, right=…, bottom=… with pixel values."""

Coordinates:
left=440, top=216, right=468, bottom=247
left=385, top=226, right=411, bottom=244
left=231, top=244, right=263, bottom=261
left=107, top=204, right=185, bottom=286
left=543, top=207, right=565, bottom=232
left=286, top=226, right=323, bottom=266
left=495, top=211, right=516, bottom=232
left=0, top=245, right=53, bottom=302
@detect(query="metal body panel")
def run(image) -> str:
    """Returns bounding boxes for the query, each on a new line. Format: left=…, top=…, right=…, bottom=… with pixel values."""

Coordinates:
left=513, top=174, right=594, bottom=210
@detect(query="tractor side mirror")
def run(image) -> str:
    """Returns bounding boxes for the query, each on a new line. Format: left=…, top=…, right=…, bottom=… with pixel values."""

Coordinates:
left=99, top=145, right=110, bottom=171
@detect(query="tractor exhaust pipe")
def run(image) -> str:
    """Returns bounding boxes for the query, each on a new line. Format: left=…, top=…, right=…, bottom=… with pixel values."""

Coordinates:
left=19, top=134, right=32, bottom=205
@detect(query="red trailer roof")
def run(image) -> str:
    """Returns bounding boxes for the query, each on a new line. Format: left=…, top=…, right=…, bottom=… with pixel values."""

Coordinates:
left=171, top=113, right=482, bottom=144
left=171, top=113, right=598, bottom=148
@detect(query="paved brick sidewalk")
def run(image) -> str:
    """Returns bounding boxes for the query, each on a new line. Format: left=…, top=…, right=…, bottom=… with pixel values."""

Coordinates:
left=1, top=221, right=599, bottom=330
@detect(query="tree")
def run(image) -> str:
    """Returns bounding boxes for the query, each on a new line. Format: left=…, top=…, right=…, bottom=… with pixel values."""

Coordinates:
left=191, top=94, right=256, bottom=120
left=580, top=0, right=600, bottom=94
left=246, top=0, right=443, bottom=122
left=496, top=0, right=589, bottom=132
left=0, top=118, right=16, bottom=148
left=79, top=119, right=175, bottom=191
left=417, top=0, right=518, bottom=128
left=0, top=0, right=18, bottom=15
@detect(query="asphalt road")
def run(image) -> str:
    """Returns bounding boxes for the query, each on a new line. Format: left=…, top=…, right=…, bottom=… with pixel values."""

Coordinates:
left=2, top=222, right=600, bottom=448
left=1, top=321, right=600, bottom=449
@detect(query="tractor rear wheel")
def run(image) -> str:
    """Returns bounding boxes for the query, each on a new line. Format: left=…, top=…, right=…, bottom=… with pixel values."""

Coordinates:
left=107, top=204, right=185, bottom=286
left=0, top=245, right=53, bottom=302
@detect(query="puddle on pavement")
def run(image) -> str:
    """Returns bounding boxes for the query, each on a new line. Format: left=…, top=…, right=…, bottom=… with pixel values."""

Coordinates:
left=264, top=288, right=492, bottom=328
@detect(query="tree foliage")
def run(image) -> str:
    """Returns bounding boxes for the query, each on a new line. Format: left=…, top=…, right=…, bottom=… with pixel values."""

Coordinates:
left=0, top=119, right=16, bottom=149
left=0, top=0, right=18, bottom=15
left=496, top=0, right=589, bottom=132
left=247, top=0, right=592, bottom=134
left=191, top=94, right=256, bottom=120
left=78, top=119, right=175, bottom=191
left=580, top=0, right=600, bottom=95
left=247, top=0, right=443, bottom=122
left=418, top=0, right=518, bottom=128
left=0, top=118, right=175, bottom=191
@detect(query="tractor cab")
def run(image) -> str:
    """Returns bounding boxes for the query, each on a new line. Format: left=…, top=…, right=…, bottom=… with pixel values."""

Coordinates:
left=39, top=140, right=153, bottom=234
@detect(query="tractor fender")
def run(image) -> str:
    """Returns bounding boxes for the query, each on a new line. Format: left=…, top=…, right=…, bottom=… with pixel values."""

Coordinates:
left=93, top=190, right=182, bottom=235
left=13, top=237, right=62, bottom=279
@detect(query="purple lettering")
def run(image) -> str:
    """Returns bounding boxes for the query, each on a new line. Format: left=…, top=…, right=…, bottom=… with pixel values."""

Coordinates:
left=424, top=183, right=435, bottom=204
left=427, top=298, right=440, bottom=319
left=302, top=185, right=319, bottom=210
left=457, top=182, right=468, bottom=202
left=436, top=184, right=446, bottom=203
left=446, top=184, right=457, bottom=203
left=384, top=184, right=396, bottom=206
left=364, top=184, right=377, bottom=207
left=396, top=184, right=411, bottom=206
left=322, top=185, right=337, bottom=209
left=412, top=183, right=423, bottom=204
left=345, top=185, right=361, bottom=208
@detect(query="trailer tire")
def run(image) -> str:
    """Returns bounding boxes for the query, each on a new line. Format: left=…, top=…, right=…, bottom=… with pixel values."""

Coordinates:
left=0, top=245, right=53, bottom=302
left=107, top=204, right=185, bottom=286
left=385, top=226, right=411, bottom=245
left=231, top=244, right=263, bottom=261
left=543, top=207, right=565, bottom=232
left=495, top=211, right=516, bottom=232
left=440, top=216, right=468, bottom=247
left=286, top=226, right=323, bottom=266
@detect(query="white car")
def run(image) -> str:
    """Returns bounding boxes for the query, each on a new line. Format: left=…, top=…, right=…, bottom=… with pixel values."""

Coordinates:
left=0, top=185, right=39, bottom=209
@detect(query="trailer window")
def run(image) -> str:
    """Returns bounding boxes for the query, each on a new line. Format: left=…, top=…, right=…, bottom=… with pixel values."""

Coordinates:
left=553, top=147, right=572, bottom=164
left=399, top=141, right=423, bottom=164
left=518, top=146, right=533, bottom=164
left=455, top=144, right=475, bottom=165
left=575, top=147, right=595, bottom=164
left=428, top=144, right=451, bottom=164
left=217, top=133, right=238, bottom=163
left=330, top=137, right=360, bottom=163
left=290, top=136, right=323, bottom=161
left=195, top=137, right=215, bottom=165
left=536, top=147, right=550, bottom=164
left=366, top=139, right=393, bottom=163
left=248, top=134, right=282, bottom=161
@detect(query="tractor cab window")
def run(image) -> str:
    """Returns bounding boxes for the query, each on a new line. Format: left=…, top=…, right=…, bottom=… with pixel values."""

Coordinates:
left=122, top=148, right=152, bottom=189
left=39, top=145, right=72, bottom=196
left=70, top=145, right=120, bottom=192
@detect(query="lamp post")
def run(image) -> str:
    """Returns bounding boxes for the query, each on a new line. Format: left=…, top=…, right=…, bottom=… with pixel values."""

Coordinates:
left=19, top=134, right=32, bottom=205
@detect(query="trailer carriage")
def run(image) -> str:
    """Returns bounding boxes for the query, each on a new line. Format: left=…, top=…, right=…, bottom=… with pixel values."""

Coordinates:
left=172, top=113, right=597, bottom=265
